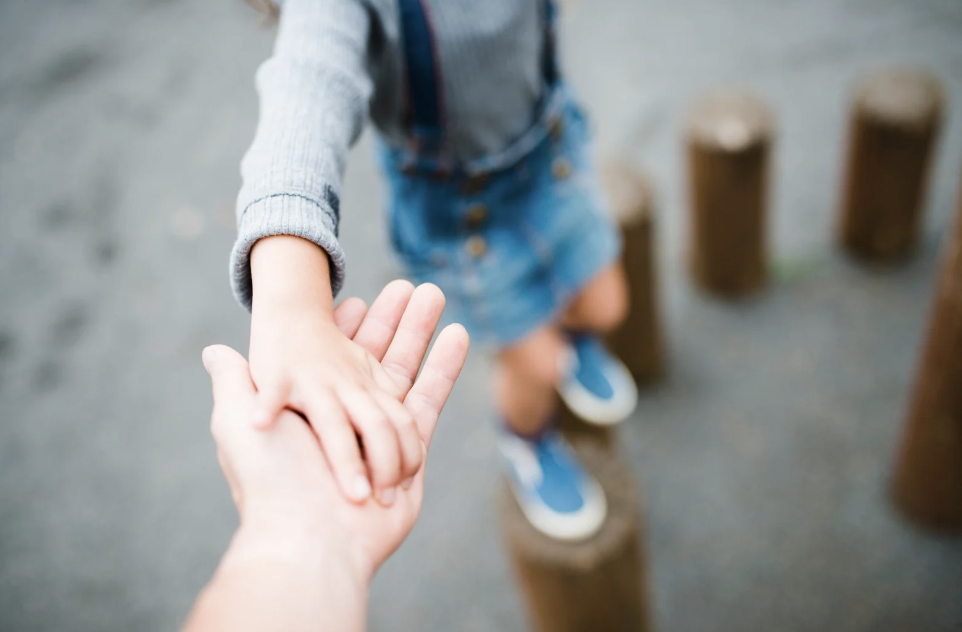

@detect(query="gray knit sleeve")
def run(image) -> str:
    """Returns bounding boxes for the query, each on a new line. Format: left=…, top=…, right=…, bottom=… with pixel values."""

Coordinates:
left=231, top=0, right=374, bottom=310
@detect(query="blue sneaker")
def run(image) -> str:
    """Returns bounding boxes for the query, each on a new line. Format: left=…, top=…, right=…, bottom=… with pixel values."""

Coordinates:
left=558, top=334, right=638, bottom=426
left=499, top=425, right=607, bottom=541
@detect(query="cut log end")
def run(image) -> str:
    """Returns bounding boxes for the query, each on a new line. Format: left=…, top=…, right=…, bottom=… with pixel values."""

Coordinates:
left=854, top=68, right=944, bottom=131
left=837, top=68, right=945, bottom=261
left=685, top=90, right=774, bottom=152
left=685, top=90, right=772, bottom=297
left=601, top=161, right=654, bottom=225
left=500, top=439, right=640, bottom=568
left=499, top=439, right=651, bottom=632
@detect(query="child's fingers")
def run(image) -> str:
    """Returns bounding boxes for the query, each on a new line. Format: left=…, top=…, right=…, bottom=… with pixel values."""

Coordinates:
left=404, top=324, right=470, bottom=448
left=252, top=381, right=290, bottom=430
left=340, top=387, right=402, bottom=506
left=371, top=389, right=423, bottom=485
left=379, top=283, right=446, bottom=398
left=302, top=391, right=371, bottom=503
left=369, top=357, right=404, bottom=400
left=333, top=296, right=369, bottom=339
left=351, top=279, right=416, bottom=361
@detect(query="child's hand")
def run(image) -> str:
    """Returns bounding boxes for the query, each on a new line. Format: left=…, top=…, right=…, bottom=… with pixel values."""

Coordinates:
left=247, top=237, right=445, bottom=507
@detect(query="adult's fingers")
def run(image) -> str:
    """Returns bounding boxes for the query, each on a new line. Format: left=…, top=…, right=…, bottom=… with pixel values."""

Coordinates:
left=379, top=283, right=446, bottom=399
left=351, top=279, right=415, bottom=361
left=333, top=296, right=369, bottom=339
left=340, top=387, right=402, bottom=506
left=404, top=324, right=469, bottom=448
left=202, top=345, right=257, bottom=404
left=301, top=390, right=372, bottom=503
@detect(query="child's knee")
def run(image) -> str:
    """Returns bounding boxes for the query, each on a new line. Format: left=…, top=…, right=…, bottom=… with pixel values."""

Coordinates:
left=567, top=265, right=630, bottom=333
left=496, top=328, right=565, bottom=390
left=589, top=281, right=629, bottom=332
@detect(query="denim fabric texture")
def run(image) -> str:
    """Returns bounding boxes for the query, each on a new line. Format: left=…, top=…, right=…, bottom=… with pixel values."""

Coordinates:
left=379, top=100, right=622, bottom=346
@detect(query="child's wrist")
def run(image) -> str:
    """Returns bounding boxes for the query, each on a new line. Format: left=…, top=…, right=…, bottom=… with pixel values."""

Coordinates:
left=250, top=235, right=336, bottom=316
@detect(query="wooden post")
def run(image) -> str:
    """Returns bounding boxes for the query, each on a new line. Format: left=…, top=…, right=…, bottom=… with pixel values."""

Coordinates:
left=500, top=439, right=652, bottom=632
left=837, top=69, right=944, bottom=260
left=685, top=90, right=773, bottom=297
left=558, top=399, right=613, bottom=449
left=601, top=162, right=664, bottom=385
left=890, top=169, right=962, bottom=533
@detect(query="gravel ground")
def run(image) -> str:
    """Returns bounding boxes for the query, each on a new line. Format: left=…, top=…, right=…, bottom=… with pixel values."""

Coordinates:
left=1, top=1, right=961, bottom=630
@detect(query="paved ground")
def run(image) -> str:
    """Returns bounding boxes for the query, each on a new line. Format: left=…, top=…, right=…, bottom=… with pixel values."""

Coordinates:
left=1, top=0, right=961, bottom=630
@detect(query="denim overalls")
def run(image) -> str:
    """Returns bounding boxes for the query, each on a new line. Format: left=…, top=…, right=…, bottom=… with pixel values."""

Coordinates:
left=379, top=0, right=621, bottom=346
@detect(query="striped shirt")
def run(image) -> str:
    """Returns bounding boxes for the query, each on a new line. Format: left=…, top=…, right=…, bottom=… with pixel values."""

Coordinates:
left=232, top=0, right=552, bottom=308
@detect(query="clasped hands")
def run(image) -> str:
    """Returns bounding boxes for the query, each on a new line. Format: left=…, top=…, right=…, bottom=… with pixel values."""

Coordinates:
left=186, top=281, right=468, bottom=632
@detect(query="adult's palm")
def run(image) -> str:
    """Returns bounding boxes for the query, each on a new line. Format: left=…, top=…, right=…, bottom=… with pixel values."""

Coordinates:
left=203, top=281, right=469, bottom=580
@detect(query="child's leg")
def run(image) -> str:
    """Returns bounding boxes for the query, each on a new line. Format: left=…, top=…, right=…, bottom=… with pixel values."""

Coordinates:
left=556, top=261, right=637, bottom=426
left=560, top=261, right=629, bottom=334
left=496, top=261, right=629, bottom=434
left=494, top=325, right=566, bottom=435
left=494, top=323, right=608, bottom=541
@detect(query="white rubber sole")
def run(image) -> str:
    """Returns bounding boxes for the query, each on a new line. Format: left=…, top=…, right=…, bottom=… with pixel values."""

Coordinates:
left=509, top=475, right=608, bottom=541
left=558, top=354, right=638, bottom=426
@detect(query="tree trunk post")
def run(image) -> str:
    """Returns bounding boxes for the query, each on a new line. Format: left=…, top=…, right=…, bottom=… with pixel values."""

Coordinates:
left=601, top=161, right=664, bottom=385
left=837, top=69, right=944, bottom=260
left=685, top=90, right=773, bottom=297
left=890, top=168, right=962, bottom=533
left=499, top=439, right=652, bottom=632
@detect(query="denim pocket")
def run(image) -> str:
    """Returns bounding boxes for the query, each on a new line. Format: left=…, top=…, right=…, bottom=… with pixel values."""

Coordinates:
left=386, top=180, right=456, bottom=276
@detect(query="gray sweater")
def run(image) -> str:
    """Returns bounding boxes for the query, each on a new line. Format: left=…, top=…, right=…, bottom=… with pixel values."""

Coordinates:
left=232, top=0, right=550, bottom=309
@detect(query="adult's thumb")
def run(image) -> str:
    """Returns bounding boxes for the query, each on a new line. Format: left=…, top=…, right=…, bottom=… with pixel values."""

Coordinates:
left=202, top=344, right=256, bottom=402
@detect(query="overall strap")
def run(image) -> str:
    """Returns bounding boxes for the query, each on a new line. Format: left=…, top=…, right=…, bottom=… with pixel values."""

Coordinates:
left=398, top=0, right=447, bottom=162
left=542, top=0, right=559, bottom=87
left=397, top=0, right=561, bottom=175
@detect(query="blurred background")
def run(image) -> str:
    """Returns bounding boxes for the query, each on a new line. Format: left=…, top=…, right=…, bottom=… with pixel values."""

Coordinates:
left=1, top=0, right=962, bottom=630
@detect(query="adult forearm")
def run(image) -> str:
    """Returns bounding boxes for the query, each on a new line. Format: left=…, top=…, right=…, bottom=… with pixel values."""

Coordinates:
left=183, top=525, right=367, bottom=632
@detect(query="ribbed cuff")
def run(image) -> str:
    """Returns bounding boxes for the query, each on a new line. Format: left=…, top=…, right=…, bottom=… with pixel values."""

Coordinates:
left=230, top=193, right=346, bottom=311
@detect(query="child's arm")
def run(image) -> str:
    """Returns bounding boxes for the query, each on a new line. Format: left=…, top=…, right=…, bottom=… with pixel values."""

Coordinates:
left=232, top=0, right=374, bottom=306
left=231, top=0, right=420, bottom=506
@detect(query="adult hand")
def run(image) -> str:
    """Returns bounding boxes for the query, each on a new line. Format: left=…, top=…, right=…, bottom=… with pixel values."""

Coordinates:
left=209, top=281, right=468, bottom=578
left=185, top=283, right=469, bottom=632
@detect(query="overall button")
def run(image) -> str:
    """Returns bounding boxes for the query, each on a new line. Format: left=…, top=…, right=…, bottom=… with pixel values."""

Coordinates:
left=552, top=156, right=572, bottom=180
left=465, top=203, right=489, bottom=230
left=549, top=117, right=565, bottom=142
left=465, top=235, right=487, bottom=258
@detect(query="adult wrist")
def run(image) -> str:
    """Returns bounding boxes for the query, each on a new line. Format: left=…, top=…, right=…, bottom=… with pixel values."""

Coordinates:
left=225, top=519, right=369, bottom=584
left=200, top=523, right=371, bottom=632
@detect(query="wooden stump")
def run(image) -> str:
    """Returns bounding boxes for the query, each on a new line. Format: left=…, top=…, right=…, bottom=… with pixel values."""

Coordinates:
left=890, top=169, right=962, bottom=533
left=500, top=440, right=652, bottom=632
left=685, top=90, right=773, bottom=297
left=837, top=69, right=944, bottom=260
left=601, top=162, right=664, bottom=385
left=558, top=398, right=614, bottom=450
